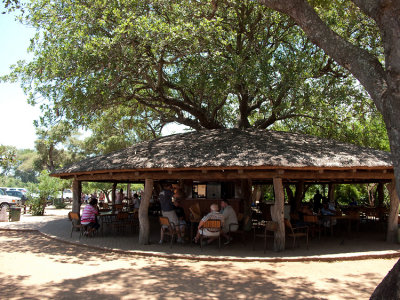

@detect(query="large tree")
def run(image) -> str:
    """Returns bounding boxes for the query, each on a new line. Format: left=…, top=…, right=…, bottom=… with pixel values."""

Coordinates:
left=4, top=0, right=378, bottom=141
left=256, top=0, right=400, bottom=202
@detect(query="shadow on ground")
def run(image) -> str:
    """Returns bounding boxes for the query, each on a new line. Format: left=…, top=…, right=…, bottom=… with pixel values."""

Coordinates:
left=0, top=231, right=387, bottom=300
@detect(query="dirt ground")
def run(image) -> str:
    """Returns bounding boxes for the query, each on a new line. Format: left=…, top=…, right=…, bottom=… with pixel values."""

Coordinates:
left=0, top=230, right=397, bottom=300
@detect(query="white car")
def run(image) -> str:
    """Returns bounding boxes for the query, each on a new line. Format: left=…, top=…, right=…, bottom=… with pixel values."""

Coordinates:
left=58, top=189, right=73, bottom=201
left=6, top=188, right=27, bottom=194
left=0, top=188, right=21, bottom=209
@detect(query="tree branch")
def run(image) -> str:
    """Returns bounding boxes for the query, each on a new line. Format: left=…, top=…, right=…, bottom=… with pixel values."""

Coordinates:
left=257, top=0, right=387, bottom=112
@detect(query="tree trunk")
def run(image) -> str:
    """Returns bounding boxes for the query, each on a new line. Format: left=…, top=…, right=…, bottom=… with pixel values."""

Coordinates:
left=257, top=0, right=400, bottom=244
left=272, top=177, right=285, bottom=251
left=386, top=181, right=400, bottom=243
left=367, top=183, right=377, bottom=206
left=370, top=258, right=400, bottom=300
left=72, top=179, right=81, bottom=215
left=385, top=118, right=400, bottom=222
left=138, top=178, right=153, bottom=245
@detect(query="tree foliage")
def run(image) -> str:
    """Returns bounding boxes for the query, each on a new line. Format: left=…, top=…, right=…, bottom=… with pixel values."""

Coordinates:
left=0, top=145, right=17, bottom=175
left=3, top=0, right=385, bottom=149
left=27, top=170, right=62, bottom=215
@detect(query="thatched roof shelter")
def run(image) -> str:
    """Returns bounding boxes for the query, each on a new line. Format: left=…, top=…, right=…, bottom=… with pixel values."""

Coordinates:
left=53, top=129, right=399, bottom=249
left=52, top=129, right=393, bottom=184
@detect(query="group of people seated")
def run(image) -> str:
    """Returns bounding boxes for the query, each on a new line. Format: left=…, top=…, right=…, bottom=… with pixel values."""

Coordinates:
left=158, top=183, right=239, bottom=246
left=192, top=199, right=238, bottom=246
left=115, top=188, right=141, bottom=209
left=292, top=190, right=340, bottom=228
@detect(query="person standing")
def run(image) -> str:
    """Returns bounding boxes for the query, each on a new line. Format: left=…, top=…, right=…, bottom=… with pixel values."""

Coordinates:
left=158, top=183, right=183, bottom=244
left=133, top=193, right=141, bottom=209
left=115, top=188, right=124, bottom=205
left=313, top=190, right=323, bottom=214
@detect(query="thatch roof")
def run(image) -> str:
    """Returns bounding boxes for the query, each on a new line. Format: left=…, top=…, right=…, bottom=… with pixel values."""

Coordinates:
left=53, top=129, right=392, bottom=176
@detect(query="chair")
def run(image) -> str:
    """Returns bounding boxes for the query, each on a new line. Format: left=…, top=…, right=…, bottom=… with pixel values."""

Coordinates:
left=303, top=215, right=321, bottom=239
left=253, top=220, right=278, bottom=253
left=284, top=219, right=309, bottom=249
left=114, top=204, right=123, bottom=211
left=189, top=203, right=201, bottom=221
left=112, top=211, right=130, bottom=234
left=130, top=210, right=139, bottom=232
left=68, top=212, right=91, bottom=239
left=199, top=219, right=222, bottom=250
left=189, top=203, right=202, bottom=242
left=159, top=216, right=178, bottom=248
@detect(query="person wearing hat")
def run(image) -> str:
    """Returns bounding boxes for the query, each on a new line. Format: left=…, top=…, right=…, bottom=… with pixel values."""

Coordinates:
left=220, top=199, right=238, bottom=245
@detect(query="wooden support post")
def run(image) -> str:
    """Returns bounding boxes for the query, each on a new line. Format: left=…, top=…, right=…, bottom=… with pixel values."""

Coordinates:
left=241, top=179, right=253, bottom=231
left=377, top=183, right=385, bottom=220
left=295, top=181, right=305, bottom=213
left=272, top=177, right=285, bottom=251
left=139, top=178, right=153, bottom=245
left=112, top=183, right=117, bottom=207
left=328, top=183, right=335, bottom=204
left=378, top=183, right=384, bottom=207
left=72, top=179, right=82, bottom=215
left=386, top=181, right=400, bottom=243
left=127, top=183, right=131, bottom=199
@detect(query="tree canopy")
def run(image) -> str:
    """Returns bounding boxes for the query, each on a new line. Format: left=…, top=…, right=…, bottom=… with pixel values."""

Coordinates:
left=3, top=0, right=387, bottom=151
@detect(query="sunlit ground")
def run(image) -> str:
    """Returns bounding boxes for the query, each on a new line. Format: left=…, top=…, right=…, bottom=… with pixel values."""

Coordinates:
left=0, top=231, right=396, bottom=299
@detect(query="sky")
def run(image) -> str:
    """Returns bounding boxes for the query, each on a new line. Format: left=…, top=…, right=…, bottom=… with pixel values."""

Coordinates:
left=0, top=12, right=39, bottom=150
left=0, top=12, right=187, bottom=151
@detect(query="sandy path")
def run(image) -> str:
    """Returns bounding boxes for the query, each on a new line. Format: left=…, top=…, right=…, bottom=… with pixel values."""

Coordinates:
left=0, top=231, right=396, bottom=300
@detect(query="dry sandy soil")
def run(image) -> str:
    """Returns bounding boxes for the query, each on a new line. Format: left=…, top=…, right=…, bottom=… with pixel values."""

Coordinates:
left=0, top=230, right=397, bottom=300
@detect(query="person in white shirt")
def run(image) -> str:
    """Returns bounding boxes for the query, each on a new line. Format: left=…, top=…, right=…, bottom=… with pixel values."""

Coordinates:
left=220, top=199, right=238, bottom=244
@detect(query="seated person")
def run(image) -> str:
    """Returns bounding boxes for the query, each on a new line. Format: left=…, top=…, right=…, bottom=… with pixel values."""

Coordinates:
left=320, top=201, right=337, bottom=228
left=220, top=199, right=238, bottom=245
left=81, top=197, right=100, bottom=234
left=193, top=204, right=224, bottom=245
left=299, top=203, right=314, bottom=216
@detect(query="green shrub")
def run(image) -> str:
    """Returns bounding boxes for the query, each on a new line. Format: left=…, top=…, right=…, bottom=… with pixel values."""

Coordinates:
left=27, top=196, right=46, bottom=216
left=54, top=198, right=67, bottom=209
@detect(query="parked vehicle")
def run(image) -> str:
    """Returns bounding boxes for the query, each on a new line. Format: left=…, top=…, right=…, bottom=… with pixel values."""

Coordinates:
left=58, top=189, right=73, bottom=202
left=0, top=189, right=21, bottom=210
left=6, top=187, right=27, bottom=194
left=5, top=190, right=27, bottom=205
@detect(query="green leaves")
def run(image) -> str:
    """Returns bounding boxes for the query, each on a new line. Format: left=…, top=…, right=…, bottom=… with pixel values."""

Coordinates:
left=4, top=0, right=386, bottom=153
left=0, top=145, right=17, bottom=175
